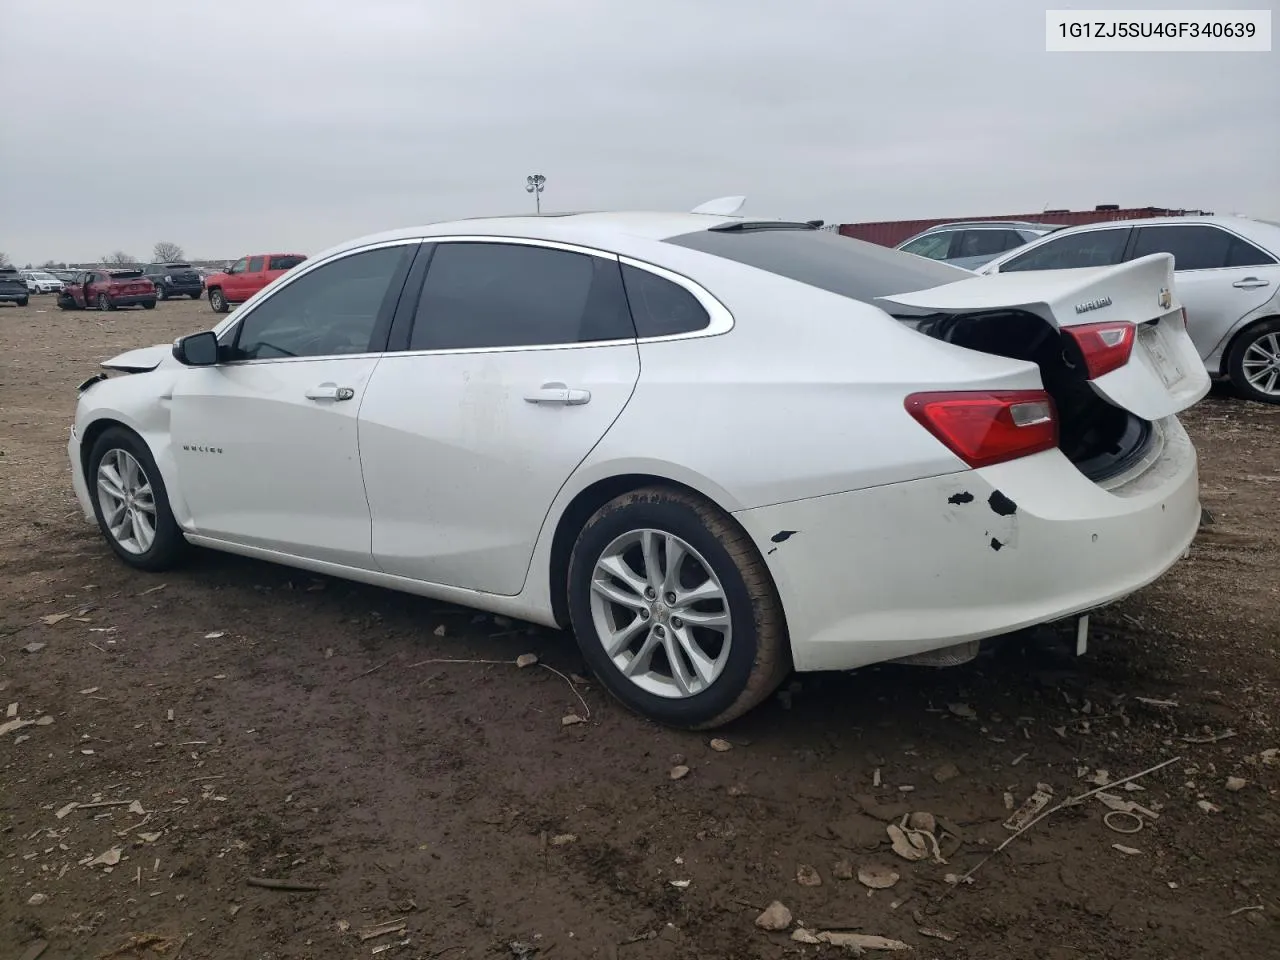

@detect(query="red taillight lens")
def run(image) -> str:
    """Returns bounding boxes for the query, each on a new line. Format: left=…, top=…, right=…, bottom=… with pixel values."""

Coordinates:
left=906, top=390, right=1058, bottom=469
left=1065, top=321, right=1135, bottom=379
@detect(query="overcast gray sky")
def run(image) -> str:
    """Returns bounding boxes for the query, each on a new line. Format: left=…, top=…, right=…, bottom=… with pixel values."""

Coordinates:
left=1, top=0, right=1276, bottom=263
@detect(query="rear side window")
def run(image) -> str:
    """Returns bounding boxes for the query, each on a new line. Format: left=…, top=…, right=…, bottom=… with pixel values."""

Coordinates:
left=667, top=227, right=969, bottom=302
left=1130, top=225, right=1276, bottom=270
left=621, top=264, right=709, bottom=337
left=1000, top=228, right=1129, bottom=272
left=956, top=230, right=1023, bottom=258
left=247, top=256, right=265, bottom=272
left=409, top=242, right=634, bottom=351
left=269, top=255, right=306, bottom=270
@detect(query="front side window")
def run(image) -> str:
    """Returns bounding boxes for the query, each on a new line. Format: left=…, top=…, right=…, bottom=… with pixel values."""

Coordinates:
left=227, top=258, right=247, bottom=275
left=247, top=256, right=265, bottom=272
left=408, top=242, right=634, bottom=351
left=1000, top=228, right=1130, bottom=272
left=232, top=246, right=409, bottom=360
left=899, top=232, right=955, bottom=260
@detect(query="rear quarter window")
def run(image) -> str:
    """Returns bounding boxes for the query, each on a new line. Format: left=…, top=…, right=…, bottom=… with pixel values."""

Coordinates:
left=621, top=264, right=710, bottom=337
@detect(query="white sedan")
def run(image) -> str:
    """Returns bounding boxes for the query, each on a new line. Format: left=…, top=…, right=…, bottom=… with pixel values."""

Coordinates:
left=979, top=215, right=1280, bottom=404
left=67, top=204, right=1210, bottom=728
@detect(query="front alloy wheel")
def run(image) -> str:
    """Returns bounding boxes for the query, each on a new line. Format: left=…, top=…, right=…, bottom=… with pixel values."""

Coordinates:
left=208, top=289, right=227, bottom=313
left=568, top=486, right=790, bottom=728
left=88, top=427, right=187, bottom=571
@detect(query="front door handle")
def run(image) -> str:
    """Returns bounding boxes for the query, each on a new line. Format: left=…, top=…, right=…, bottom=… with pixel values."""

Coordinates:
left=524, top=382, right=591, bottom=406
left=305, top=384, right=355, bottom=402
left=1233, top=277, right=1271, bottom=289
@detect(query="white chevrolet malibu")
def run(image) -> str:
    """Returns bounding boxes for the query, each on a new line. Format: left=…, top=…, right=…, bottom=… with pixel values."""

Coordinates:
left=68, top=204, right=1210, bottom=728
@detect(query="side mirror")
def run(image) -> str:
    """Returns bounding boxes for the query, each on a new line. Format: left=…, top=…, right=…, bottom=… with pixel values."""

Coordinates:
left=172, top=331, right=220, bottom=366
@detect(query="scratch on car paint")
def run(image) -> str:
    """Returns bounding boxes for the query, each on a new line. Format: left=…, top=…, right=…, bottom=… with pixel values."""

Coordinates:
left=990, top=537, right=1004, bottom=551
left=770, top=530, right=798, bottom=544
left=947, top=492, right=974, bottom=505
left=988, top=491, right=1017, bottom=516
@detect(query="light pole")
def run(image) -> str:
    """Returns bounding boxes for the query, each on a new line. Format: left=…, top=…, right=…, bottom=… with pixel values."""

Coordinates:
left=525, top=173, right=546, bottom=215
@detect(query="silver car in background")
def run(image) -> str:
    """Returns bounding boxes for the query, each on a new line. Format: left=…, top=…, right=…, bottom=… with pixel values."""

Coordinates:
left=896, top=221, right=1063, bottom=270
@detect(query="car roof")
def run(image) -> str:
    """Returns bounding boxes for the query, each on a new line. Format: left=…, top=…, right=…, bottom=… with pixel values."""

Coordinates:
left=1004, top=214, right=1279, bottom=248
left=314, top=211, right=746, bottom=262
left=915, top=220, right=1061, bottom=231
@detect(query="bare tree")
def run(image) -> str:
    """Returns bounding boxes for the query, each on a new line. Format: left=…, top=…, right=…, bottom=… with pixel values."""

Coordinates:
left=152, top=241, right=185, bottom=263
left=101, top=251, right=138, bottom=266
left=0, top=252, right=11, bottom=268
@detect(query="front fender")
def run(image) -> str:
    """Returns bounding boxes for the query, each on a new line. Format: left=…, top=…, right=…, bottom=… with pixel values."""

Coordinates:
left=75, top=369, right=194, bottom=528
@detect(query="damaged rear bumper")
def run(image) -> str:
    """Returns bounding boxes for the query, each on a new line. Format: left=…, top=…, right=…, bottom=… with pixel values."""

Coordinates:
left=733, top=416, right=1200, bottom=672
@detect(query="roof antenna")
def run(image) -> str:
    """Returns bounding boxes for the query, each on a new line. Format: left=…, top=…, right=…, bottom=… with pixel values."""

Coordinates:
left=691, top=195, right=746, bottom=216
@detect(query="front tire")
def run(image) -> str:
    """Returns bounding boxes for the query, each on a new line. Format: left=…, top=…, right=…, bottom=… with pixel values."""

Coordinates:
left=1228, top=318, right=1280, bottom=405
left=16, top=297, right=28, bottom=307
left=567, top=486, right=790, bottom=729
left=97, top=293, right=115, bottom=312
left=155, top=284, right=168, bottom=301
left=208, top=288, right=228, bottom=313
left=87, top=427, right=188, bottom=571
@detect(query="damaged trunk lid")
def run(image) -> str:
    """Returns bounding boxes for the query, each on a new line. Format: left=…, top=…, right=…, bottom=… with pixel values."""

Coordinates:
left=880, top=253, right=1210, bottom=421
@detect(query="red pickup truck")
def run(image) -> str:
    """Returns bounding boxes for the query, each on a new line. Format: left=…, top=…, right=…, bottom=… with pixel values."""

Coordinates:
left=57, top=269, right=157, bottom=311
left=204, top=253, right=307, bottom=313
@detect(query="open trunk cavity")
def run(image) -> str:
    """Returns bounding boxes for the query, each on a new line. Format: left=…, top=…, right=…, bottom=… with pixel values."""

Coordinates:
left=905, top=309, right=1152, bottom=482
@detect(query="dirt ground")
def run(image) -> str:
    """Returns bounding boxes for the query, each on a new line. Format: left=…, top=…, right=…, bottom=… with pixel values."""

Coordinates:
left=2, top=295, right=1278, bottom=960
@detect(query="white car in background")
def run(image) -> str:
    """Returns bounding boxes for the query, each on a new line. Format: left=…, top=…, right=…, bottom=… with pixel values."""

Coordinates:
left=66, top=204, right=1209, bottom=728
left=979, top=215, right=1280, bottom=404
left=896, top=220, right=1063, bottom=270
left=21, top=270, right=66, bottom=294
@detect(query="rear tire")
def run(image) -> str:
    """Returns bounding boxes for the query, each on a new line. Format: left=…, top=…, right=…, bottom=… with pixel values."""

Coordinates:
left=1227, top=317, right=1280, bottom=405
left=155, top=284, right=168, bottom=301
left=17, top=297, right=28, bottom=307
left=208, top=288, right=228, bottom=313
left=566, top=486, right=790, bottom=729
left=142, top=300, right=156, bottom=310
left=86, top=427, right=188, bottom=572
left=97, top=293, right=115, bottom=312
left=190, top=290, right=202, bottom=300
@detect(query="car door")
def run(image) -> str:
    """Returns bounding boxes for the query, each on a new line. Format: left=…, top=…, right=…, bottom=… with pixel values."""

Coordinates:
left=1124, top=224, right=1279, bottom=362
left=357, top=238, right=641, bottom=595
left=222, top=257, right=249, bottom=301
left=987, top=226, right=1132, bottom=274
left=240, top=255, right=266, bottom=300
left=169, top=241, right=417, bottom=567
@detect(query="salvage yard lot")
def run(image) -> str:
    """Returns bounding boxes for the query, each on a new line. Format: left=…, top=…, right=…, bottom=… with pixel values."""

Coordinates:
left=2, top=297, right=1278, bottom=959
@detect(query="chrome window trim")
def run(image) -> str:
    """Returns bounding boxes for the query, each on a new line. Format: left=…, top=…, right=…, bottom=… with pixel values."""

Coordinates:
left=209, top=234, right=736, bottom=365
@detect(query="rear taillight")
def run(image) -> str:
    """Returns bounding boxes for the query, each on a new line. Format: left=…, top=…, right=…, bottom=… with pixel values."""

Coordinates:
left=905, top=391, right=1058, bottom=469
left=1065, top=321, right=1135, bottom=379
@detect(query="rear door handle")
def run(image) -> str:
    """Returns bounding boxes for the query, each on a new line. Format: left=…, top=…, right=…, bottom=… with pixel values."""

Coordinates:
left=1233, top=277, right=1271, bottom=289
left=305, top=384, right=355, bottom=401
left=524, top=382, right=591, bottom=405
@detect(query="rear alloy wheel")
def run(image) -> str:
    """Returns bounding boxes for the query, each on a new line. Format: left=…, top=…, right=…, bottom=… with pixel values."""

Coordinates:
left=1228, top=318, right=1280, bottom=405
left=208, top=288, right=227, bottom=313
left=567, top=486, right=789, bottom=729
left=88, top=427, right=187, bottom=571
left=155, top=284, right=168, bottom=301
left=97, top=293, right=115, bottom=311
